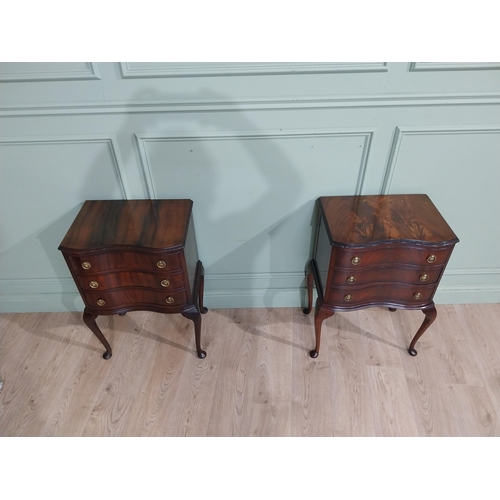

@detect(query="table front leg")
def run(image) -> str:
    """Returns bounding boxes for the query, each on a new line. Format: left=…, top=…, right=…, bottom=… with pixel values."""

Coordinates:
left=408, top=305, right=437, bottom=356
left=181, top=307, right=206, bottom=359
left=83, top=309, right=112, bottom=359
left=310, top=298, right=335, bottom=358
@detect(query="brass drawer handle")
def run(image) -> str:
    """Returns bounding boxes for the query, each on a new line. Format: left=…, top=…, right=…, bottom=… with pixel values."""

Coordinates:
left=351, top=256, right=361, bottom=266
left=426, top=254, right=436, bottom=263
left=165, top=296, right=174, bottom=304
left=419, top=273, right=429, bottom=282
left=97, top=299, right=106, bottom=306
left=343, top=294, right=353, bottom=302
left=160, top=279, right=170, bottom=288
left=81, top=261, right=91, bottom=270
left=346, top=276, right=356, bottom=284
left=157, top=260, right=166, bottom=269
left=413, top=292, right=422, bottom=300
left=89, top=281, right=99, bottom=289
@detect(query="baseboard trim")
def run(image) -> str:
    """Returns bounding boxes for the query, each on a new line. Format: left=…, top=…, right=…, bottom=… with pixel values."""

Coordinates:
left=0, top=293, right=84, bottom=313
left=1, top=284, right=499, bottom=313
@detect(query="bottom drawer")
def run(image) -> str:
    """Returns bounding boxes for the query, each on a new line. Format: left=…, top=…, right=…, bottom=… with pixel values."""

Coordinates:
left=326, top=283, right=435, bottom=307
left=82, top=288, right=188, bottom=309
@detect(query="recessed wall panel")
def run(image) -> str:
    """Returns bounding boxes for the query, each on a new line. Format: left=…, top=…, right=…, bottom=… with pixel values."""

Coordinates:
left=137, top=131, right=371, bottom=274
left=0, top=138, right=126, bottom=281
left=384, top=128, right=500, bottom=271
left=0, top=62, right=100, bottom=81
left=121, top=62, right=387, bottom=78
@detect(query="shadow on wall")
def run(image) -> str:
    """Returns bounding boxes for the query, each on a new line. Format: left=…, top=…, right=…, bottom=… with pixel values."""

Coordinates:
left=125, top=88, right=305, bottom=288
left=65, top=86, right=307, bottom=309
left=1, top=83, right=313, bottom=312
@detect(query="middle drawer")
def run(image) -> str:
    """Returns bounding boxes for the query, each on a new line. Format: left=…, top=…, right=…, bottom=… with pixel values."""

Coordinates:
left=334, top=245, right=452, bottom=269
left=331, top=266, right=443, bottom=287
left=76, top=270, right=185, bottom=291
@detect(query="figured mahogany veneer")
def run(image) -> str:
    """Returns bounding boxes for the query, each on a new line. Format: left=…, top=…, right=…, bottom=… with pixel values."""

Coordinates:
left=304, top=194, right=459, bottom=358
left=59, top=199, right=207, bottom=360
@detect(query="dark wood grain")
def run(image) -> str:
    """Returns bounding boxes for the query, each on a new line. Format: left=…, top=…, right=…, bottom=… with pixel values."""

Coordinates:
left=82, top=288, right=189, bottom=310
left=64, top=251, right=182, bottom=274
left=325, top=283, right=435, bottom=308
left=74, top=270, right=185, bottom=291
left=59, top=199, right=207, bottom=360
left=330, top=265, right=443, bottom=287
left=320, top=194, right=459, bottom=247
left=59, top=199, right=193, bottom=251
left=333, top=244, right=452, bottom=268
left=305, top=194, right=459, bottom=358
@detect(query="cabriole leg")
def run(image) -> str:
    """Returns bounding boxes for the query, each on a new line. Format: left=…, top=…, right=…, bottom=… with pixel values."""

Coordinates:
left=408, top=305, right=437, bottom=356
left=181, top=307, right=206, bottom=358
left=310, top=299, right=334, bottom=358
left=83, top=309, right=112, bottom=360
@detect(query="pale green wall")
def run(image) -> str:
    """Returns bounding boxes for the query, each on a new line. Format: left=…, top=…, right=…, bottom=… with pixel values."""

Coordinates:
left=1, top=62, right=499, bottom=312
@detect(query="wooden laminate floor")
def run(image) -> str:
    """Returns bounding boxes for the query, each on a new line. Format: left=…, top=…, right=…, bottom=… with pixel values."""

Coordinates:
left=1, top=304, right=499, bottom=436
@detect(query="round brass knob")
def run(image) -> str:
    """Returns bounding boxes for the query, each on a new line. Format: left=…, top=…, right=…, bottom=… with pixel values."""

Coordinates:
left=351, top=256, right=361, bottom=266
left=413, top=292, right=422, bottom=300
left=160, top=279, right=170, bottom=288
left=157, top=260, right=166, bottom=269
left=97, top=299, right=106, bottom=306
left=81, top=261, right=91, bottom=270
left=346, top=276, right=356, bottom=284
left=165, top=296, right=174, bottom=304
left=344, top=294, right=353, bottom=302
left=89, top=281, right=99, bottom=289
left=427, top=254, right=436, bottom=263
left=419, top=273, right=429, bottom=282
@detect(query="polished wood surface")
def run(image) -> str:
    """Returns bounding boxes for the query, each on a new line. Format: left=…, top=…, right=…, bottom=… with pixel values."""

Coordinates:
left=59, top=199, right=193, bottom=251
left=58, top=199, right=206, bottom=359
left=305, top=195, right=459, bottom=357
left=320, top=194, right=459, bottom=246
left=1, top=304, right=499, bottom=436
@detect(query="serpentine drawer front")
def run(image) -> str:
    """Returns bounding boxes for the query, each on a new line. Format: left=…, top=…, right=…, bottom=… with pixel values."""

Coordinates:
left=59, top=199, right=207, bottom=360
left=304, top=194, right=459, bottom=358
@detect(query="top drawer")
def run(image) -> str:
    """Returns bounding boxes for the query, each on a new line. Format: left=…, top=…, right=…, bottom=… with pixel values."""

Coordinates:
left=65, top=251, right=182, bottom=274
left=334, top=244, right=453, bottom=269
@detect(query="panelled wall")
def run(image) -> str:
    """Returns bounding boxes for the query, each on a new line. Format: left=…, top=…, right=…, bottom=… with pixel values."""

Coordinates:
left=1, top=62, right=499, bottom=312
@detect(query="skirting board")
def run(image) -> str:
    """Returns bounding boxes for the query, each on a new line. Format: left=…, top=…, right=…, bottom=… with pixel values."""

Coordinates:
left=1, top=272, right=499, bottom=313
left=1, top=287, right=499, bottom=313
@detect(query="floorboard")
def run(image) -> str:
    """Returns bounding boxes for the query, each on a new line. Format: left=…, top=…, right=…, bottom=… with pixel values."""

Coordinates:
left=1, top=304, right=500, bottom=436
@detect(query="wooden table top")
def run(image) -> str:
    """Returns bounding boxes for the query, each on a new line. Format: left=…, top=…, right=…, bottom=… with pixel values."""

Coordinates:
left=59, top=199, right=193, bottom=251
left=319, top=194, right=459, bottom=247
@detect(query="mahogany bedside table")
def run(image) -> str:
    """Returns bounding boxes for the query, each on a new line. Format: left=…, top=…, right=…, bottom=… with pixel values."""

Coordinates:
left=304, top=194, right=459, bottom=358
left=59, top=199, right=207, bottom=360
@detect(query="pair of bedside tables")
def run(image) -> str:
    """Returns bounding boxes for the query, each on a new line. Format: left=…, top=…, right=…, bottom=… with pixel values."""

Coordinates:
left=59, top=195, right=458, bottom=361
